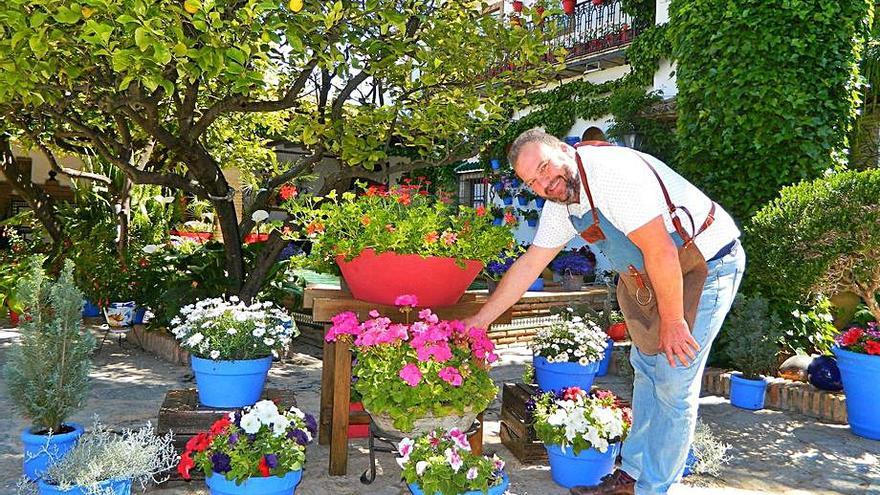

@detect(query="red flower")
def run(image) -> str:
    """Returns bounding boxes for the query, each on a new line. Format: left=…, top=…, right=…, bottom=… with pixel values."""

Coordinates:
left=258, top=456, right=271, bottom=477
left=839, top=327, right=864, bottom=347
left=209, top=417, right=232, bottom=436
left=504, top=212, right=516, bottom=225
left=424, top=231, right=439, bottom=244
left=563, top=387, right=585, bottom=401
left=177, top=451, right=195, bottom=480
left=280, top=184, right=298, bottom=200
left=866, top=340, right=880, bottom=355
left=396, top=192, right=412, bottom=205
left=360, top=215, right=371, bottom=226
left=185, top=432, right=213, bottom=452
left=475, top=205, right=486, bottom=217
left=306, top=222, right=325, bottom=236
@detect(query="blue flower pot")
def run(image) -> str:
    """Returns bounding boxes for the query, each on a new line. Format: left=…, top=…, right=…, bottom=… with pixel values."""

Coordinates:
left=104, top=301, right=135, bottom=327
left=807, top=355, right=843, bottom=392
left=502, top=197, right=513, bottom=206
left=492, top=217, right=503, bottom=226
left=517, top=196, right=529, bottom=206
left=533, top=355, right=600, bottom=392
left=526, top=219, right=538, bottom=227
left=833, top=347, right=880, bottom=440
left=82, top=300, right=101, bottom=317
left=528, top=277, right=544, bottom=291
left=206, top=469, right=302, bottom=495
left=39, top=478, right=132, bottom=495
left=191, top=356, right=273, bottom=408
left=22, top=423, right=84, bottom=481
left=510, top=178, right=521, bottom=188
left=596, top=339, right=613, bottom=377
left=535, top=198, right=546, bottom=208
left=681, top=447, right=698, bottom=477
left=729, top=374, right=767, bottom=410
left=408, top=472, right=509, bottom=495
left=132, top=307, right=147, bottom=325
left=545, top=443, right=619, bottom=488
left=492, top=182, right=503, bottom=192
left=490, top=159, right=501, bottom=171
left=563, top=136, right=581, bottom=146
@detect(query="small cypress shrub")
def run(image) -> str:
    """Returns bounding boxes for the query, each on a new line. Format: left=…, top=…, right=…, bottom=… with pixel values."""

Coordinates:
left=3, top=258, right=94, bottom=433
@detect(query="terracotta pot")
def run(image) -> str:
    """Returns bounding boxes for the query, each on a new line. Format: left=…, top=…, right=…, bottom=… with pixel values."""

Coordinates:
left=606, top=322, right=628, bottom=341
left=335, top=249, right=483, bottom=307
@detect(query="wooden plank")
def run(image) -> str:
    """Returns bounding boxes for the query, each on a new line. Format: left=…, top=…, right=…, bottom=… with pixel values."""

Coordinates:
left=311, top=297, right=513, bottom=324
left=318, top=328, right=336, bottom=446
left=157, top=388, right=297, bottom=435
left=329, top=339, right=352, bottom=476
left=468, top=412, right=484, bottom=455
left=303, top=284, right=347, bottom=309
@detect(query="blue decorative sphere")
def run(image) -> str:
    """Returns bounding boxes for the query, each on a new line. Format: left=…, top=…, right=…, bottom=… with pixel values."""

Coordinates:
left=807, top=355, right=843, bottom=392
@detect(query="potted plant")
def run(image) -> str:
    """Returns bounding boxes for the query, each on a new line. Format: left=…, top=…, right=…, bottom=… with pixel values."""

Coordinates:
left=325, top=297, right=499, bottom=435
left=522, top=209, right=540, bottom=227
left=3, top=259, right=95, bottom=480
left=38, top=420, right=176, bottom=495
left=516, top=189, right=535, bottom=207
left=483, top=254, right=516, bottom=295
left=283, top=182, right=513, bottom=307
left=832, top=322, right=880, bottom=439
left=532, top=387, right=631, bottom=488
left=681, top=419, right=731, bottom=478
left=490, top=158, right=502, bottom=171
left=497, top=188, right=514, bottom=206
left=562, top=0, right=575, bottom=15
left=512, top=0, right=523, bottom=13
left=177, top=399, right=317, bottom=494
left=532, top=310, right=608, bottom=391
left=550, top=251, right=594, bottom=291
left=490, top=205, right=505, bottom=226
left=722, top=295, right=783, bottom=410
left=397, top=429, right=509, bottom=495
left=606, top=310, right=627, bottom=341
left=171, top=296, right=298, bottom=408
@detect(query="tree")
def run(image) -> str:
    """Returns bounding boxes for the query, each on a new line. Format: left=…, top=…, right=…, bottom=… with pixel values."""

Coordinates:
left=0, top=0, right=555, bottom=300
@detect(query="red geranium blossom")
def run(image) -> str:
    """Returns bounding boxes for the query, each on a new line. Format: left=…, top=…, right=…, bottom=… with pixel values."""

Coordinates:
left=475, top=205, right=486, bottom=217
left=839, top=327, right=864, bottom=347
left=866, top=341, right=880, bottom=355
left=258, top=456, right=271, bottom=477
left=209, top=417, right=232, bottom=436
left=177, top=451, right=195, bottom=479
left=185, top=432, right=213, bottom=452
left=279, top=184, right=298, bottom=200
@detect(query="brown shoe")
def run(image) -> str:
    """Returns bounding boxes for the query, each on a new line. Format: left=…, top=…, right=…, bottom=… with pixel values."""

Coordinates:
left=569, top=470, right=636, bottom=495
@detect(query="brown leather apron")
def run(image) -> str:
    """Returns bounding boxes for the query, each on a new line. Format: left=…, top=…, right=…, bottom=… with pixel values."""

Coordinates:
left=573, top=142, right=717, bottom=355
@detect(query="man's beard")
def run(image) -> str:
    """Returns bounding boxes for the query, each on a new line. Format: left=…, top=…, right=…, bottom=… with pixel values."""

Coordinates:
left=559, top=170, right=580, bottom=204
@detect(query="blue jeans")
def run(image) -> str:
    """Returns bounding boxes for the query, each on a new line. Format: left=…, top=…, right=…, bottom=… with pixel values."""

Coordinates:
left=620, top=240, right=745, bottom=495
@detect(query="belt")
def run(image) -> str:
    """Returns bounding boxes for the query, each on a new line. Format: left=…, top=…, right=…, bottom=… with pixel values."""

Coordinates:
left=708, top=239, right=738, bottom=262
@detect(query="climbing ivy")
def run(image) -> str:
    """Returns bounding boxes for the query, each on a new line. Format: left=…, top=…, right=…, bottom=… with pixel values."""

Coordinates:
left=669, top=0, right=874, bottom=223
left=625, top=23, right=671, bottom=85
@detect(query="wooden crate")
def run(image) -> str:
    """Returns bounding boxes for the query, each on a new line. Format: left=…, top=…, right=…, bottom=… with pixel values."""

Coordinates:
left=499, top=382, right=547, bottom=464
left=157, top=388, right=297, bottom=481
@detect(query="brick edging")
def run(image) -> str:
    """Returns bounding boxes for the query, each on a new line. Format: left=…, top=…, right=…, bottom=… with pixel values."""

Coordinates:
left=701, top=368, right=847, bottom=424
left=128, top=325, right=190, bottom=367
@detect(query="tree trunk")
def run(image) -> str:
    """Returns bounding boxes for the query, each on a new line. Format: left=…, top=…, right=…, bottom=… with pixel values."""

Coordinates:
left=0, top=137, right=66, bottom=248
left=114, top=176, right=132, bottom=260
left=240, top=232, right=287, bottom=303
left=213, top=198, right=245, bottom=294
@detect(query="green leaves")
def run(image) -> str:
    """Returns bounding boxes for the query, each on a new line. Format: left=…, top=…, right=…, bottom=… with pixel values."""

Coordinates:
left=54, top=4, right=83, bottom=24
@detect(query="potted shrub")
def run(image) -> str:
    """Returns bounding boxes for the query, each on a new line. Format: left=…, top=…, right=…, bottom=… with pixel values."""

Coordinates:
left=177, top=399, right=316, bottom=494
left=531, top=310, right=608, bottom=391
left=550, top=251, right=594, bottom=291
left=516, top=189, right=535, bottom=207
left=283, top=182, right=513, bottom=307
left=498, top=188, right=514, bottom=206
left=832, top=322, right=880, bottom=439
left=397, top=429, right=509, bottom=495
left=171, top=296, right=298, bottom=408
left=522, top=209, right=539, bottom=227
left=532, top=387, right=631, bottom=488
left=324, top=297, right=499, bottom=435
left=606, top=310, right=627, bottom=341
left=681, top=419, right=731, bottom=478
left=38, top=420, right=176, bottom=495
left=3, top=259, right=95, bottom=480
left=722, top=295, right=783, bottom=410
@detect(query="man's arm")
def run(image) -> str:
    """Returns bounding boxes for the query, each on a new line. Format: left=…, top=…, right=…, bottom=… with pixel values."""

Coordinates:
left=462, top=243, right=564, bottom=330
left=627, top=215, right=700, bottom=367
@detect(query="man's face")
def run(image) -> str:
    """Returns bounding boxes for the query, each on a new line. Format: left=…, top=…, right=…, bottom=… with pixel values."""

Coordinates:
left=515, top=141, right=580, bottom=204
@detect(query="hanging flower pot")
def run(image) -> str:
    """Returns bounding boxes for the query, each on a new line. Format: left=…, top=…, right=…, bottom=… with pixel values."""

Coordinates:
left=591, top=0, right=603, bottom=5
left=512, top=0, right=524, bottom=12
left=104, top=301, right=135, bottom=327
left=562, top=0, right=576, bottom=15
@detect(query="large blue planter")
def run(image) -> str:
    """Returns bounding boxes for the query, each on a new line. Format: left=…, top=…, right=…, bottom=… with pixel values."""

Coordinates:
left=206, top=469, right=302, bottom=495
left=22, top=423, right=84, bottom=481
left=729, top=374, right=767, bottom=410
left=527, top=277, right=544, bottom=292
left=191, top=356, right=273, bottom=408
left=833, top=347, right=880, bottom=440
left=82, top=300, right=101, bottom=317
left=681, top=447, right=698, bottom=477
left=596, top=339, right=613, bottom=377
left=533, top=355, right=600, bottom=392
left=39, top=478, right=132, bottom=495
left=408, top=472, right=509, bottom=495
left=545, top=442, right=619, bottom=488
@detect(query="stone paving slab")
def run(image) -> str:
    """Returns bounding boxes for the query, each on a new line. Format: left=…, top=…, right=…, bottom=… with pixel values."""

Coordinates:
left=1, top=325, right=878, bottom=494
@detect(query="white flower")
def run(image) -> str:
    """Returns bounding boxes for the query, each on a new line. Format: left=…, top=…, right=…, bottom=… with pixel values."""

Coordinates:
left=272, top=415, right=291, bottom=437
left=251, top=209, right=269, bottom=222
left=186, top=333, right=204, bottom=347
left=210, top=350, right=221, bottom=359
left=240, top=413, right=261, bottom=434
left=227, top=328, right=237, bottom=335
left=263, top=338, right=276, bottom=346
left=415, top=460, right=429, bottom=476
left=229, top=295, right=240, bottom=302
left=466, top=467, right=479, bottom=480
left=142, top=244, right=160, bottom=254
left=252, top=327, right=266, bottom=338
left=445, top=447, right=463, bottom=472
left=153, top=195, right=175, bottom=204
left=397, top=437, right=415, bottom=460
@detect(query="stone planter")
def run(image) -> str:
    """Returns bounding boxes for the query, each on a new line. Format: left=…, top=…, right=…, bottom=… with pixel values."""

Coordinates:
left=368, top=407, right=477, bottom=438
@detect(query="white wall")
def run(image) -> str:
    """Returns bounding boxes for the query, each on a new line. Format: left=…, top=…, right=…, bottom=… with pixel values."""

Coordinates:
left=0, top=144, right=81, bottom=187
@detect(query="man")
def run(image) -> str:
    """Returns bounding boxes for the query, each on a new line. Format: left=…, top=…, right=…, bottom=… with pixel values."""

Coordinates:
left=463, top=128, right=745, bottom=495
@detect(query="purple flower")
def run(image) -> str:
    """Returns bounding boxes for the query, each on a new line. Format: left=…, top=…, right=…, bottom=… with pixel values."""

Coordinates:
left=288, top=428, right=310, bottom=445
left=265, top=453, right=278, bottom=469
left=304, top=414, right=318, bottom=436
left=228, top=433, right=239, bottom=445
left=211, top=452, right=232, bottom=473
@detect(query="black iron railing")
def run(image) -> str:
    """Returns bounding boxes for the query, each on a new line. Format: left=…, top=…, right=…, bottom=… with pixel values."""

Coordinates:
left=549, top=0, right=639, bottom=60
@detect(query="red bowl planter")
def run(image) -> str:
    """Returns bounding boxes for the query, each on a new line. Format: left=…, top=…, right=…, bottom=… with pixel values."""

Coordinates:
left=335, top=249, right=484, bottom=307
left=607, top=322, right=627, bottom=341
left=244, top=233, right=270, bottom=244
left=170, top=230, right=213, bottom=242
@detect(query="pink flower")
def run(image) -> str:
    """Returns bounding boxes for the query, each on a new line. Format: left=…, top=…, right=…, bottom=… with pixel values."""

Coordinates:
left=326, top=311, right=361, bottom=342
left=399, top=363, right=423, bottom=387
left=416, top=341, right=453, bottom=363
left=446, top=428, right=471, bottom=450
left=445, top=447, right=463, bottom=472
left=368, top=309, right=380, bottom=318
left=438, top=366, right=463, bottom=387
left=466, top=467, right=479, bottom=480
left=418, top=308, right=439, bottom=324
left=394, top=294, right=419, bottom=307
left=467, top=327, right=498, bottom=363
left=441, top=230, right=458, bottom=245
left=398, top=437, right=415, bottom=459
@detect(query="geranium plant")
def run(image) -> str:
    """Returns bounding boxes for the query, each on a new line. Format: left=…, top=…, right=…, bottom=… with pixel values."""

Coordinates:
left=283, top=180, right=513, bottom=272
left=835, top=322, right=880, bottom=355
left=397, top=429, right=507, bottom=495
left=170, top=296, right=298, bottom=360
left=531, top=387, right=631, bottom=454
left=325, top=296, right=499, bottom=431
left=177, top=399, right=317, bottom=482
left=532, top=313, right=608, bottom=366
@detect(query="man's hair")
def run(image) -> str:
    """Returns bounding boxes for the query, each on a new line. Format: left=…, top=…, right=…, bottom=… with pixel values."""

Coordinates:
left=507, top=127, right=564, bottom=169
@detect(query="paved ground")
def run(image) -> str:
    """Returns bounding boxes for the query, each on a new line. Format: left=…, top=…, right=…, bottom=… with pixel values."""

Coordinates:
left=1, top=323, right=878, bottom=494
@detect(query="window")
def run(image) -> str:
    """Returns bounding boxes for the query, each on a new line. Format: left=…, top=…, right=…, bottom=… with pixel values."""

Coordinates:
left=458, top=172, right=487, bottom=207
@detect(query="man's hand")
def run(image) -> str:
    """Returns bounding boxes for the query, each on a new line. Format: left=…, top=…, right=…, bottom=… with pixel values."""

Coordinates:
left=659, top=318, right=700, bottom=367
left=461, top=314, right=492, bottom=331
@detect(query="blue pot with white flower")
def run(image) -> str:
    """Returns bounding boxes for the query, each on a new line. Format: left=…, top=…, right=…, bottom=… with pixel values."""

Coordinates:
left=545, top=442, right=620, bottom=488
left=206, top=468, right=302, bottom=495
left=407, top=472, right=510, bottom=495
left=533, top=355, right=600, bottom=392
left=38, top=478, right=132, bottom=495
left=191, top=356, right=273, bottom=408
left=596, top=339, right=614, bottom=377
